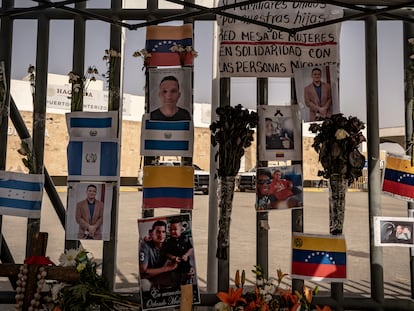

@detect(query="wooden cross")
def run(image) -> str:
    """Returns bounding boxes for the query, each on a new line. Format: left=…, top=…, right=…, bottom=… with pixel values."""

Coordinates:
left=0, top=232, right=79, bottom=309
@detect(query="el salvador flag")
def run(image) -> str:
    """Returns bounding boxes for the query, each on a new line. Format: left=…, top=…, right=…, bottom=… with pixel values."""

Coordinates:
left=67, top=137, right=119, bottom=181
left=0, top=171, right=44, bottom=218
left=140, top=114, right=194, bottom=157
left=66, top=111, right=118, bottom=138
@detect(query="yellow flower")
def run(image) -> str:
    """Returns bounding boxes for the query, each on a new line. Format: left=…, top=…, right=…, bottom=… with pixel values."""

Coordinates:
left=335, top=128, right=349, bottom=140
left=76, top=262, right=86, bottom=272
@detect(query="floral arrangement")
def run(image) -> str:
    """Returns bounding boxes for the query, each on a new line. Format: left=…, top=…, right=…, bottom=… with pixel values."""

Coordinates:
left=133, top=44, right=198, bottom=68
left=215, top=266, right=331, bottom=311
left=210, top=104, right=258, bottom=178
left=68, top=66, right=99, bottom=111
left=309, top=113, right=366, bottom=185
left=102, top=49, right=121, bottom=111
left=132, top=48, right=152, bottom=70
left=46, top=247, right=139, bottom=311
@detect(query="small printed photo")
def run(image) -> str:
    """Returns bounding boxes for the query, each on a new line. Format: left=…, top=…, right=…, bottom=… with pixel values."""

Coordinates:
left=374, top=216, right=414, bottom=247
left=66, top=182, right=113, bottom=241
left=256, top=164, right=303, bottom=211
left=293, top=65, right=340, bottom=122
left=148, top=67, right=192, bottom=121
left=258, top=105, right=302, bottom=161
left=138, top=213, right=200, bottom=310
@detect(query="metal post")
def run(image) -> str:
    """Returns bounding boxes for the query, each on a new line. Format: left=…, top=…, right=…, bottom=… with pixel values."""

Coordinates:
left=256, top=78, right=268, bottom=279
left=102, top=0, right=122, bottom=290
left=403, top=21, right=414, bottom=299
left=207, top=17, right=219, bottom=293
left=27, top=9, right=49, bottom=256
left=217, top=77, right=230, bottom=292
left=365, top=14, right=384, bottom=307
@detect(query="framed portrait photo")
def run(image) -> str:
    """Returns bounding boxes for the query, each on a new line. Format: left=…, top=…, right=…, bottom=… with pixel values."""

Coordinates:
left=258, top=105, right=302, bottom=162
left=66, top=182, right=113, bottom=241
left=374, top=216, right=414, bottom=247
left=148, top=67, right=192, bottom=121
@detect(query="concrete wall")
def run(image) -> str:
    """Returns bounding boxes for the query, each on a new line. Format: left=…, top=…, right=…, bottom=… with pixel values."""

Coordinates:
left=6, top=111, right=258, bottom=178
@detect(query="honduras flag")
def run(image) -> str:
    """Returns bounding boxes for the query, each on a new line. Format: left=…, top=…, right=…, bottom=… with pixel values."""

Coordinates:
left=67, top=137, right=119, bottom=181
left=0, top=171, right=44, bottom=218
left=66, top=111, right=118, bottom=138
left=140, top=114, right=193, bottom=157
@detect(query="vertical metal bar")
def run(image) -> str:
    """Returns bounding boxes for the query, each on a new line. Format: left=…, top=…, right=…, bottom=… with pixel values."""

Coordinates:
left=0, top=0, right=15, bottom=284
left=290, top=78, right=304, bottom=293
left=102, top=0, right=122, bottom=291
left=256, top=77, right=268, bottom=279
left=65, top=0, right=86, bottom=252
left=365, top=14, right=384, bottom=307
left=403, top=21, right=414, bottom=299
left=217, top=77, right=230, bottom=292
left=27, top=8, right=49, bottom=257
left=207, top=14, right=220, bottom=293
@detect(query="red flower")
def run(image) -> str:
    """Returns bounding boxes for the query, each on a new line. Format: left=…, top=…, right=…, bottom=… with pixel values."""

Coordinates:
left=216, top=287, right=246, bottom=307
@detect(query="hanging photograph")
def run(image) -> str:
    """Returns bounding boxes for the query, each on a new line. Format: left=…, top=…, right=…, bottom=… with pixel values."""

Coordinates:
left=138, top=213, right=200, bottom=310
left=148, top=67, right=192, bottom=121
left=66, top=182, right=113, bottom=241
left=293, top=65, right=340, bottom=122
left=258, top=105, right=302, bottom=161
left=374, top=216, right=414, bottom=247
left=256, top=164, right=303, bottom=211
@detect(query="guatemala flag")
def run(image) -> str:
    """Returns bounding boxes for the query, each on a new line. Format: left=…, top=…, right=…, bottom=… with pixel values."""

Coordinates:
left=145, top=24, right=194, bottom=66
left=67, top=137, right=119, bottom=181
left=291, top=232, right=347, bottom=282
left=0, top=171, right=44, bottom=218
left=140, top=114, right=193, bottom=157
left=382, top=153, right=414, bottom=202
left=66, top=111, right=118, bottom=138
left=142, top=166, right=194, bottom=209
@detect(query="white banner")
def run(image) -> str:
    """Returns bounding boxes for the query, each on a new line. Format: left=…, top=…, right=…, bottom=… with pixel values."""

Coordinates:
left=217, top=1, right=343, bottom=77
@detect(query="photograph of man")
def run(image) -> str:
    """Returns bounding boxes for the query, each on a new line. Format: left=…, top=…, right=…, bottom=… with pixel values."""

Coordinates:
left=270, top=169, right=303, bottom=209
left=150, top=75, right=191, bottom=121
left=138, top=214, right=200, bottom=310
left=139, top=220, right=179, bottom=290
left=149, top=68, right=192, bottom=121
left=256, top=168, right=278, bottom=210
left=75, top=184, right=104, bottom=240
left=304, top=67, right=333, bottom=122
left=378, top=219, right=414, bottom=246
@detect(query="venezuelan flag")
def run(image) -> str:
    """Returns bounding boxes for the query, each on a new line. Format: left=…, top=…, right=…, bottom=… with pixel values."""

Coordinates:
left=382, top=154, right=414, bottom=202
left=291, top=233, right=347, bottom=281
left=142, top=166, right=194, bottom=209
left=145, top=24, right=193, bottom=67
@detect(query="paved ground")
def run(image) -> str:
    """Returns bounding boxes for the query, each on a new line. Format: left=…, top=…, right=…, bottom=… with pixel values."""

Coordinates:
left=0, top=188, right=412, bottom=309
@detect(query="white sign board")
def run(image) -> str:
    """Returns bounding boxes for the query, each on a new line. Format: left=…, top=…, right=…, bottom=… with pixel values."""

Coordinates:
left=217, top=1, right=343, bottom=77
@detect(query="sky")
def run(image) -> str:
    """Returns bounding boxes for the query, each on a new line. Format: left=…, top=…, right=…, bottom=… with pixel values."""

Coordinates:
left=9, top=1, right=406, bottom=128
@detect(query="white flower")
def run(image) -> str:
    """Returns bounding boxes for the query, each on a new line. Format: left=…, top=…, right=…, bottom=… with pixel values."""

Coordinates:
left=59, top=248, right=79, bottom=267
left=408, top=38, right=414, bottom=45
left=335, top=128, right=349, bottom=140
left=51, top=282, right=65, bottom=301
left=214, top=301, right=231, bottom=311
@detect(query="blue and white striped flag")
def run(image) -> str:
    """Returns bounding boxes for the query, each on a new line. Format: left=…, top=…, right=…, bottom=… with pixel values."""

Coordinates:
left=66, top=111, right=118, bottom=138
left=0, top=171, right=44, bottom=218
left=140, top=114, right=193, bottom=157
left=67, top=137, right=119, bottom=181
